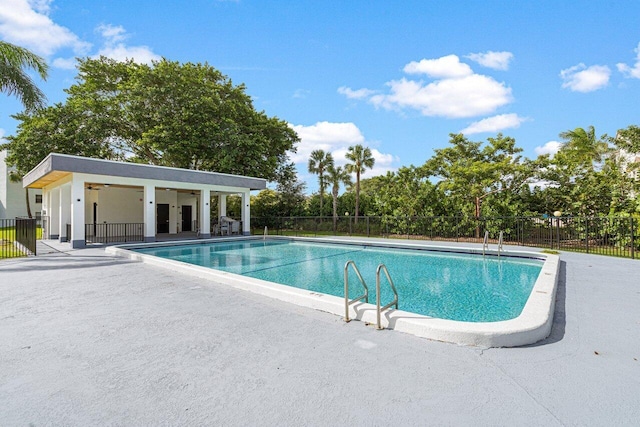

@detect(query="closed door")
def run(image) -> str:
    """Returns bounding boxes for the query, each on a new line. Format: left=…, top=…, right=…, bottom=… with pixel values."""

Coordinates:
left=157, top=204, right=170, bottom=233
left=182, top=205, right=192, bottom=231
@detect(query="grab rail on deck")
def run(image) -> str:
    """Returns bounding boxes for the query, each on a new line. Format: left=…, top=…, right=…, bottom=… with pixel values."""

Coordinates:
left=482, top=230, right=489, bottom=256
left=264, top=226, right=268, bottom=240
left=344, top=260, right=369, bottom=322
left=375, top=264, right=399, bottom=330
left=498, top=230, right=504, bottom=256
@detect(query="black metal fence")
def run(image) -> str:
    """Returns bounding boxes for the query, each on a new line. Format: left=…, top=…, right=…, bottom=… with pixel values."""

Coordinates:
left=85, top=223, right=145, bottom=244
left=251, top=216, right=639, bottom=259
left=1, top=217, right=38, bottom=259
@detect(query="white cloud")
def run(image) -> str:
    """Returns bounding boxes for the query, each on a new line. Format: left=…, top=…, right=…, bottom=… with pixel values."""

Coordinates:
left=337, top=86, right=376, bottom=99
left=96, top=23, right=127, bottom=44
left=0, top=0, right=91, bottom=56
left=560, top=63, right=611, bottom=92
left=292, top=89, right=310, bottom=99
left=369, top=74, right=512, bottom=118
left=535, top=141, right=562, bottom=157
left=617, top=42, right=640, bottom=79
left=460, top=113, right=529, bottom=135
left=51, top=56, right=77, bottom=69
left=466, top=51, right=513, bottom=70
left=340, top=54, right=514, bottom=119
left=288, top=121, right=364, bottom=164
left=94, top=23, right=160, bottom=64
left=403, top=55, right=473, bottom=78
left=288, top=121, right=398, bottom=183
left=0, top=1, right=159, bottom=68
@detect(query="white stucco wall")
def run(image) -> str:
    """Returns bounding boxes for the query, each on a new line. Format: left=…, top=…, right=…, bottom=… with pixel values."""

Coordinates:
left=1, top=150, right=41, bottom=219
left=84, top=187, right=144, bottom=224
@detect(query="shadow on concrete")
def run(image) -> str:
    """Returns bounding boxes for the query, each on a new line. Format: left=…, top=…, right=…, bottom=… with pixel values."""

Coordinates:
left=0, top=255, right=137, bottom=273
left=523, top=260, right=567, bottom=347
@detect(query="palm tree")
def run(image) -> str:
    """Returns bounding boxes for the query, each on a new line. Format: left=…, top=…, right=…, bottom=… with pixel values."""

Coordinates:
left=345, top=144, right=375, bottom=223
left=558, top=126, right=610, bottom=171
left=327, top=165, right=352, bottom=230
left=308, top=149, right=334, bottom=216
left=0, top=41, right=49, bottom=111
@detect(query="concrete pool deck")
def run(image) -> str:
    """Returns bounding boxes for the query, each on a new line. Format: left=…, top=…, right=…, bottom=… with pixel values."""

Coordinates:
left=1, top=239, right=639, bottom=425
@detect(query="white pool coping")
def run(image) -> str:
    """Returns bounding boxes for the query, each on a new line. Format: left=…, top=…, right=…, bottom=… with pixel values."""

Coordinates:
left=107, top=236, right=560, bottom=347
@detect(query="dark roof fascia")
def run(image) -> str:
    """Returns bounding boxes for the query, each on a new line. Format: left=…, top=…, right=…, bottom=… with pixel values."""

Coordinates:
left=23, top=153, right=267, bottom=190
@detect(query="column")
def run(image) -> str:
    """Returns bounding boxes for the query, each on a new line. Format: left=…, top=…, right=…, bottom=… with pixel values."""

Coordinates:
left=49, top=187, right=60, bottom=239
left=143, top=184, right=156, bottom=242
left=200, top=189, right=211, bottom=238
left=218, top=194, right=227, bottom=219
left=59, top=183, right=71, bottom=242
left=70, top=178, right=85, bottom=249
left=241, top=190, right=250, bottom=235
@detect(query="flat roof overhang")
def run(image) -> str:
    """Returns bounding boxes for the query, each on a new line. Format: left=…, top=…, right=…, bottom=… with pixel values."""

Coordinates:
left=23, top=153, right=267, bottom=191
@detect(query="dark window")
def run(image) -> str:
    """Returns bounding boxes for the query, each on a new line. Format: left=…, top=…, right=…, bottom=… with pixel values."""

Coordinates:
left=35, top=194, right=42, bottom=204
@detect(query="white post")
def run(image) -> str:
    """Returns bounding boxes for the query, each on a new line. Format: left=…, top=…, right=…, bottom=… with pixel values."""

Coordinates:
left=241, top=190, right=250, bottom=235
left=59, top=183, right=71, bottom=243
left=200, top=189, right=211, bottom=238
left=49, top=187, right=60, bottom=239
left=218, top=194, right=227, bottom=220
left=143, top=184, right=156, bottom=242
left=70, top=178, right=85, bottom=248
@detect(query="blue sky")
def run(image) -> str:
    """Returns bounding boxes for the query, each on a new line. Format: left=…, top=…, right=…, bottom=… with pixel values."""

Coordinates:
left=1, top=0, right=640, bottom=193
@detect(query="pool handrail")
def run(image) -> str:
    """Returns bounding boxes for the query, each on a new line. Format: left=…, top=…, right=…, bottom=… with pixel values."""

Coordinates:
left=498, top=230, right=504, bottom=256
left=344, top=260, right=369, bottom=322
left=375, top=264, right=399, bottom=330
left=482, top=230, right=489, bottom=256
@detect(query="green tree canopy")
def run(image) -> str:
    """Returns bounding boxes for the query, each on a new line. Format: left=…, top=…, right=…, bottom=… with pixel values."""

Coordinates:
left=3, top=57, right=299, bottom=184
left=424, top=133, right=535, bottom=220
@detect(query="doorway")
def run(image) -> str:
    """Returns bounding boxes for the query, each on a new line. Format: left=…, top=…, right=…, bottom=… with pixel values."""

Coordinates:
left=182, top=205, right=192, bottom=232
left=157, top=204, right=170, bottom=233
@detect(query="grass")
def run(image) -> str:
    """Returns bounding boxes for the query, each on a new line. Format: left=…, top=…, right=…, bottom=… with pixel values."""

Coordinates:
left=0, top=226, right=44, bottom=260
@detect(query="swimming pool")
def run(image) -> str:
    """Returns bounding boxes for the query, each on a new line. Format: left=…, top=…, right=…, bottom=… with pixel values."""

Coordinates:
left=134, top=239, right=542, bottom=323
left=108, top=236, right=560, bottom=347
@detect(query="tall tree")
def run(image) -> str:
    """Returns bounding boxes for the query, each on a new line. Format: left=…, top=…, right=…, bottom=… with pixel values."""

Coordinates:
left=557, top=126, right=610, bottom=171
left=326, top=165, right=352, bottom=229
left=308, top=149, right=334, bottom=216
left=0, top=41, right=48, bottom=111
left=4, top=57, right=299, bottom=185
left=543, top=126, right=621, bottom=216
left=345, top=144, right=375, bottom=222
left=425, top=133, right=535, bottom=235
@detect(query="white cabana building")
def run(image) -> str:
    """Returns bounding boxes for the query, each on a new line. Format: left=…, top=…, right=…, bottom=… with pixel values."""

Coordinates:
left=23, top=153, right=266, bottom=248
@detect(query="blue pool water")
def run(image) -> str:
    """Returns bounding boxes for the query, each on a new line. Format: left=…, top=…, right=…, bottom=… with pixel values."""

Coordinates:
left=134, top=239, right=543, bottom=322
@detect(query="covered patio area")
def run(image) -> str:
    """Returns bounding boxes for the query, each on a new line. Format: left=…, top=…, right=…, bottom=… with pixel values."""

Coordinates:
left=22, top=153, right=266, bottom=248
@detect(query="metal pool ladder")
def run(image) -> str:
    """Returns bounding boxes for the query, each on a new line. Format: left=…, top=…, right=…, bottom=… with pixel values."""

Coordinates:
left=482, top=230, right=489, bottom=256
left=343, top=261, right=369, bottom=322
left=263, top=226, right=268, bottom=240
left=482, top=230, right=505, bottom=256
left=375, top=264, right=399, bottom=330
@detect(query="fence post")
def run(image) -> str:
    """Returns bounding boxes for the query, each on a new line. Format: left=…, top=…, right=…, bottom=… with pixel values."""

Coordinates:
left=585, top=218, right=589, bottom=254
left=631, top=217, right=635, bottom=260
